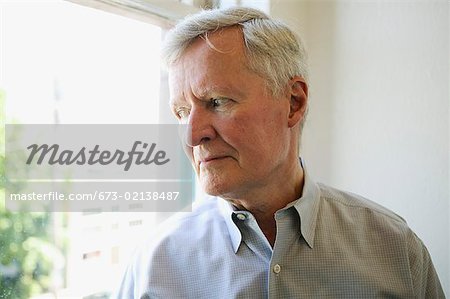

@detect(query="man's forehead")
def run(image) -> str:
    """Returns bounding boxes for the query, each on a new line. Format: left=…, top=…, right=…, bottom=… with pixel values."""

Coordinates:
left=168, top=29, right=247, bottom=81
left=200, top=26, right=245, bottom=51
left=177, top=26, right=246, bottom=64
left=167, top=26, right=261, bottom=105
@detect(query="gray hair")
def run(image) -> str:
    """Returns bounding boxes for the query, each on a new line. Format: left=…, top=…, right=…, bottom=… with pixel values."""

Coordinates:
left=162, top=7, right=309, bottom=97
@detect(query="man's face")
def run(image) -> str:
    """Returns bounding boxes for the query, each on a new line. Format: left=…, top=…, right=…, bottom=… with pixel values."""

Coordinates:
left=169, top=28, right=295, bottom=199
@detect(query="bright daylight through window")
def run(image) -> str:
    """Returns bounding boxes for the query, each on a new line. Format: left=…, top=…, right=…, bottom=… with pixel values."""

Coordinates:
left=1, top=0, right=163, bottom=298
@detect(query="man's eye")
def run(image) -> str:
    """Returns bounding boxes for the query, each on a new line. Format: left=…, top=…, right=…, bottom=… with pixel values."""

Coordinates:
left=210, top=98, right=229, bottom=108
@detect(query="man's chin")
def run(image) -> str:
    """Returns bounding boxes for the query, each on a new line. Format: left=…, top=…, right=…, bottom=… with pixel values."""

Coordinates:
left=202, top=185, right=227, bottom=197
left=200, top=180, right=234, bottom=197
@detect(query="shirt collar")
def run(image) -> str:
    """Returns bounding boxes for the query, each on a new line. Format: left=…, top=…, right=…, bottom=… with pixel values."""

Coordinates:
left=217, top=159, right=321, bottom=252
left=292, top=166, right=321, bottom=248
left=218, top=197, right=242, bottom=253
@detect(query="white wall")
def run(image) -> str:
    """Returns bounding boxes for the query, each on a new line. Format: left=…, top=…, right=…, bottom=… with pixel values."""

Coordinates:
left=272, top=0, right=449, bottom=295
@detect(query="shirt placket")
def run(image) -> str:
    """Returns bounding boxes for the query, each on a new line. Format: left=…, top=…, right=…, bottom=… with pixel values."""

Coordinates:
left=268, top=208, right=300, bottom=299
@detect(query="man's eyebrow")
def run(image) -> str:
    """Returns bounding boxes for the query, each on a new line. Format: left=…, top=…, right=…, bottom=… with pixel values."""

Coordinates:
left=195, top=85, right=245, bottom=100
left=169, top=85, right=245, bottom=106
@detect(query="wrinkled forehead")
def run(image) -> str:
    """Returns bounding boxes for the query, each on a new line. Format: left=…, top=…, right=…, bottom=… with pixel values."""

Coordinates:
left=167, top=26, right=272, bottom=106
left=168, top=28, right=250, bottom=84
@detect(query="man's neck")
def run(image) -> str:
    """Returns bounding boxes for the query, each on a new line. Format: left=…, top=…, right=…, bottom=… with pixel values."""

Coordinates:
left=227, top=162, right=304, bottom=247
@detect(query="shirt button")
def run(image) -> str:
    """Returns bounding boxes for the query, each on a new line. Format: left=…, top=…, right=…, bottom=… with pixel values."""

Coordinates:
left=236, top=213, right=246, bottom=220
left=273, top=264, right=281, bottom=274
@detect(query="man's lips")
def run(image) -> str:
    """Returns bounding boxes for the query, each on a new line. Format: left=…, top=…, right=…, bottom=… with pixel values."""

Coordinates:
left=198, top=155, right=230, bottom=165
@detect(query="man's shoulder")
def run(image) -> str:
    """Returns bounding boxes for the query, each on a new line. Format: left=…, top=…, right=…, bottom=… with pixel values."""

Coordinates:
left=138, top=196, right=224, bottom=251
left=316, top=183, right=408, bottom=231
left=312, top=183, right=419, bottom=270
left=165, top=195, right=222, bottom=229
left=115, top=197, right=232, bottom=297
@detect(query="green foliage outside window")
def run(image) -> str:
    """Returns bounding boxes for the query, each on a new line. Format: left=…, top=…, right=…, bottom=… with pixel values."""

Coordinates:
left=0, top=91, right=64, bottom=299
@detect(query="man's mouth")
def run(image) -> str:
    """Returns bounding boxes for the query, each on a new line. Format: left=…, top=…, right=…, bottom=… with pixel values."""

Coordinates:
left=199, top=155, right=229, bottom=166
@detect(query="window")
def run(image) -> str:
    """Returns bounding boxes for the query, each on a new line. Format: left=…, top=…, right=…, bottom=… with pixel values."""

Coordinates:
left=2, top=0, right=161, bottom=124
left=0, top=0, right=199, bottom=298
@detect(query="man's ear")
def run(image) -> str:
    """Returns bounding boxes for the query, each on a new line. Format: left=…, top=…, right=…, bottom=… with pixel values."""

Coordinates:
left=288, top=76, right=308, bottom=128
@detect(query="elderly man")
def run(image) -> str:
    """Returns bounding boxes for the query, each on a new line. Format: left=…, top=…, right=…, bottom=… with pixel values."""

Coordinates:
left=116, top=7, right=444, bottom=298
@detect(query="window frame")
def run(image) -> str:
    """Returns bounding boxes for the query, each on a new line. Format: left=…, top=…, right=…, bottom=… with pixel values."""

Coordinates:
left=66, top=0, right=203, bottom=28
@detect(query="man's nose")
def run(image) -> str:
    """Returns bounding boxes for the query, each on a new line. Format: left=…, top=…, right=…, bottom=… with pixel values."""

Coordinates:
left=185, top=107, right=216, bottom=147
